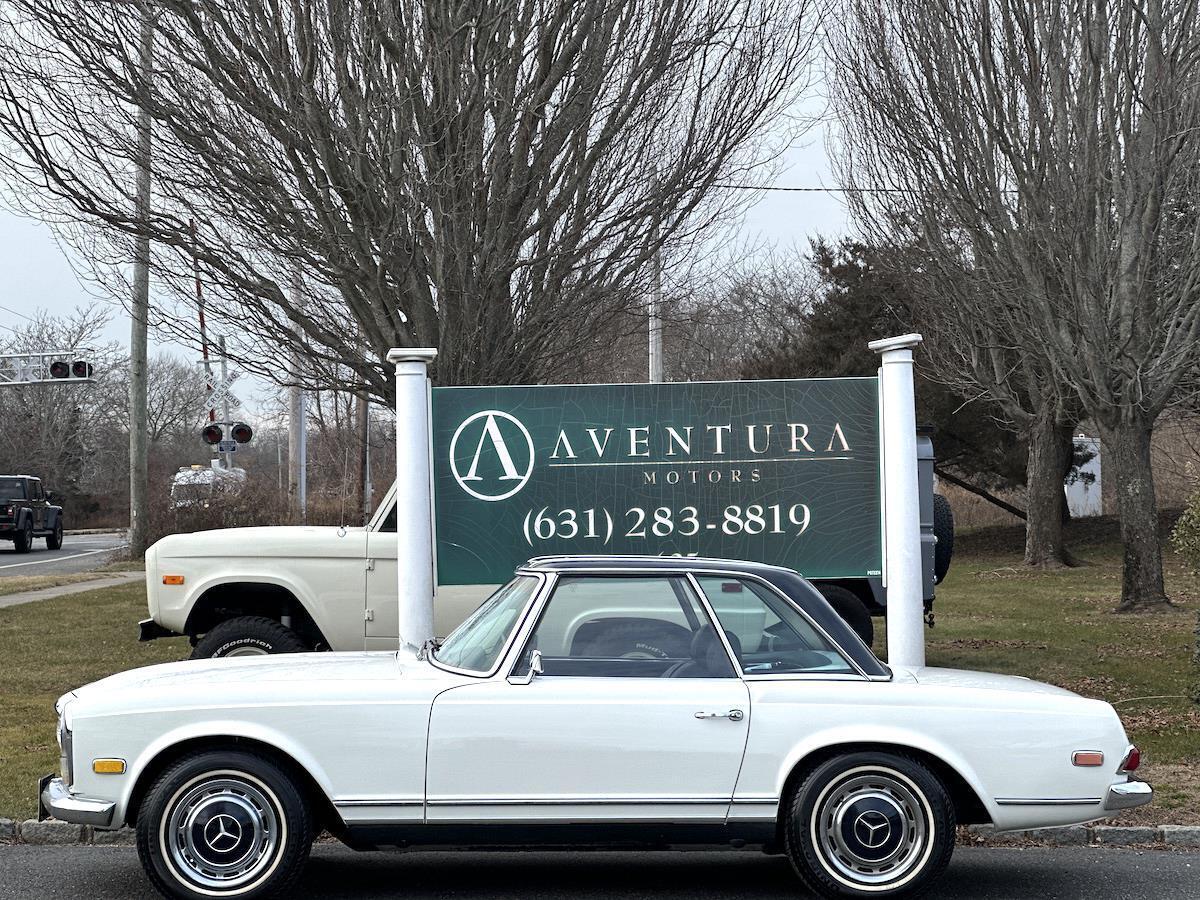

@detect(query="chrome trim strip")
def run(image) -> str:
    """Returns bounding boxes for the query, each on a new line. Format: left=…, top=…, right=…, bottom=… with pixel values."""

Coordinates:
left=994, top=797, right=1103, bottom=806
left=427, top=797, right=730, bottom=807
left=730, top=797, right=779, bottom=805
left=335, top=799, right=423, bottom=808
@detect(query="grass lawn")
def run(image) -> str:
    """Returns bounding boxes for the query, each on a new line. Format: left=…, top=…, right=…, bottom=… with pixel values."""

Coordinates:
left=0, top=521, right=1196, bottom=823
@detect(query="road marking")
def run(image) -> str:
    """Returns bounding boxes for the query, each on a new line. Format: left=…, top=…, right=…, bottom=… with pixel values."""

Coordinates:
left=0, top=548, right=120, bottom=570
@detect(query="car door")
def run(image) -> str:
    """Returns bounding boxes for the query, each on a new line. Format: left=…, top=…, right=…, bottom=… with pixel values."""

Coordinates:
left=29, top=480, right=44, bottom=531
left=364, top=499, right=399, bottom=649
left=425, top=574, right=751, bottom=824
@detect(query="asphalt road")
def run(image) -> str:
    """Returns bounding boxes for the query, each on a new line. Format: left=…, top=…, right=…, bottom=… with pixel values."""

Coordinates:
left=0, top=531, right=127, bottom=577
left=0, top=845, right=1193, bottom=898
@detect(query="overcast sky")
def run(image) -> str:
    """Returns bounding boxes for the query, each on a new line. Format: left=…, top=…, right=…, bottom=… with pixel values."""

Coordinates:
left=1, top=119, right=851, bottom=372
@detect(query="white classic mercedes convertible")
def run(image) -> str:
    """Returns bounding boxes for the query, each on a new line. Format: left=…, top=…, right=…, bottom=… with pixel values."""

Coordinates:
left=42, top=556, right=1149, bottom=899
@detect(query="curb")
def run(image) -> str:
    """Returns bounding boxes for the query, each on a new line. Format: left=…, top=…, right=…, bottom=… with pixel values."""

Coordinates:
left=965, top=824, right=1200, bottom=847
left=64, top=529, right=127, bottom=536
left=4, top=818, right=1200, bottom=847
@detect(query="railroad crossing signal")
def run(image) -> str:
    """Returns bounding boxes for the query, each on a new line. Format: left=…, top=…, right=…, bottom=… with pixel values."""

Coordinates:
left=0, top=350, right=97, bottom=386
left=201, top=421, right=254, bottom=446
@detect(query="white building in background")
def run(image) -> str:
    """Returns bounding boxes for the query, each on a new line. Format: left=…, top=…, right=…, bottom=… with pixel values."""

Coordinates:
left=1065, top=435, right=1102, bottom=517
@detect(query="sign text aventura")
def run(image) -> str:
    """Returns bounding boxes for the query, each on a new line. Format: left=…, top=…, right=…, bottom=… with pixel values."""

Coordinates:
left=431, top=379, right=882, bottom=586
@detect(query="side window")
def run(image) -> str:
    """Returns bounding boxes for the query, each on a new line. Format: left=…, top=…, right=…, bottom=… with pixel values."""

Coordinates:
left=696, top=577, right=857, bottom=676
left=514, top=576, right=735, bottom=679
left=376, top=502, right=396, bottom=533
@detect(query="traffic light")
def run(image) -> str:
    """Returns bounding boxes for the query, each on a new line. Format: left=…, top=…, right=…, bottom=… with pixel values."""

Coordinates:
left=201, top=423, right=223, bottom=445
left=49, top=358, right=93, bottom=379
left=230, top=422, right=253, bottom=443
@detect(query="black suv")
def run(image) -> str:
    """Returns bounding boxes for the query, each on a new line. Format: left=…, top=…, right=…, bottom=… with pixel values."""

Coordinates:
left=0, top=476, right=63, bottom=553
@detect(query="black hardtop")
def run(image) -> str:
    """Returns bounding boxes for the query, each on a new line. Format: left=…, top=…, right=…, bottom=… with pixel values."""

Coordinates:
left=519, top=555, right=889, bottom=678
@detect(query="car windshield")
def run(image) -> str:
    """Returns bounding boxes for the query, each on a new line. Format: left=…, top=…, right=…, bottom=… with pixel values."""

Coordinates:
left=0, top=477, right=25, bottom=500
left=433, top=575, right=539, bottom=673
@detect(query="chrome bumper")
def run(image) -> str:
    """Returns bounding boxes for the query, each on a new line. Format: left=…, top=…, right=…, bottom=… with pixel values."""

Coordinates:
left=1103, top=779, right=1153, bottom=812
left=38, top=774, right=115, bottom=827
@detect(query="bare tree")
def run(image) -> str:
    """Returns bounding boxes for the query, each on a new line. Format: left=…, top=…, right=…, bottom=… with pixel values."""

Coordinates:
left=0, top=0, right=818, bottom=399
left=831, top=0, right=1200, bottom=609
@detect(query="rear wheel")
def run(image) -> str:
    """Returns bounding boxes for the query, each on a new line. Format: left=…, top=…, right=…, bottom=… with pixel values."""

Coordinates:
left=46, top=520, right=63, bottom=550
left=12, top=520, right=32, bottom=553
left=784, top=752, right=955, bottom=899
left=136, top=750, right=311, bottom=899
left=191, top=617, right=309, bottom=660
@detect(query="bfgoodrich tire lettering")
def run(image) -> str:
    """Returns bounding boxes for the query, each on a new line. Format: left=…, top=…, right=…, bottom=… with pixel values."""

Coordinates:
left=136, top=750, right=311, bottom=899
left=784, top=752, right=955, bottom=898
left=191, top=617, right=309, bottom=660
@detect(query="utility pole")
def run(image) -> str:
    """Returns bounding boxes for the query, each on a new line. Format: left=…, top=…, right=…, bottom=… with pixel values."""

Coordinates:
left=128, top=13, right=153, bottom=558
left=356, top=391, right=369, bottom=523
left=217, top=336, right=233, bottom=471
left=648, top=247, right=664, bottom=383
left=287, top=269, right=307, bottom=523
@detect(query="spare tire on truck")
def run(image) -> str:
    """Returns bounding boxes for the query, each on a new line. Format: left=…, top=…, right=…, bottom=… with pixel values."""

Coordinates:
left=933, top=492, right=954, bottom=584
left=815, top=585, right=874, bottom=648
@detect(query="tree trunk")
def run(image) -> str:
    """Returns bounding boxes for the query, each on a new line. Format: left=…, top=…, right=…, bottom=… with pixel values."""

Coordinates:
left=1024, top=413, right=1073, bottom=568
left=1099, top=419, right=1171, bottom=611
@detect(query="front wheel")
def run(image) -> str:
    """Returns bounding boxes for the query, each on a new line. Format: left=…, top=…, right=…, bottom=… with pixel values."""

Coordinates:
left=784, top=752, right=955, bottom=899
left=191, top=616, right=309, bottom=659
left=136, top=750, right=312, bottom=899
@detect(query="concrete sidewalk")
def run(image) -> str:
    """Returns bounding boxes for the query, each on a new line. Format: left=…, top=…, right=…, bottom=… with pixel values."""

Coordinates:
left=0, top=571, right=143, bottom=611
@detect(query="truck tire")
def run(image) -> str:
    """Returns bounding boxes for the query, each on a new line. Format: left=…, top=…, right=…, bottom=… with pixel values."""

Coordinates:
left=816, top=585, right=874, bottom=648
left=191, top=617, right=309, bottom=659
left=933, top=493, right=954, bottom=584
left=12, top=519, right=32, bottom=554
left=46, top=520, right=63, bottom=550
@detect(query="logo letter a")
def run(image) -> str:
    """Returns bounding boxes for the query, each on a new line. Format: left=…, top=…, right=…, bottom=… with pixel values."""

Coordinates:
left=462, top=414, right=524, bottom=482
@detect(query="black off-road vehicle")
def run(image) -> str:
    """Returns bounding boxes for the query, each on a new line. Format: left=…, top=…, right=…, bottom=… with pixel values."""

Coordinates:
left=0, top=475, right=63, bottom=553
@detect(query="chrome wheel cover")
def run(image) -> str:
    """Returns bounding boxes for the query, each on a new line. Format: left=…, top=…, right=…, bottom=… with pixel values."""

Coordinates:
left=161, top=773, right=284, bottom=893
left=809, top=766, right=934, bottom=890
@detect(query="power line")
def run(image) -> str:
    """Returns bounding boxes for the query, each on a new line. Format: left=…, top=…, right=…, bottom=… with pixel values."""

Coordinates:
left=0, top=301, right=35, bottom=323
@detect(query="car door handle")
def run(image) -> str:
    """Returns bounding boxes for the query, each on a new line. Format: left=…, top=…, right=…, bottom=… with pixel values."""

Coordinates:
left=695, top=709, right=744, bottom=721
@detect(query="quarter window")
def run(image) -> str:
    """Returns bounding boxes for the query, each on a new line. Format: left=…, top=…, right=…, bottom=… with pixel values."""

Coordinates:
left=696, top=577, right=857, bottom=676
left=514, top=576, right=735, bottom=679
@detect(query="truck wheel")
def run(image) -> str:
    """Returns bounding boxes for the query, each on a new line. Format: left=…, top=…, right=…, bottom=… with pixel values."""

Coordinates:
left=191, top=617, right=309, bottom=659
left=136, top=749, right=312, bottom=899
left=932, top=494, right=954, bottom=584
left=12, top=520, right=32, bottom=554
left=817, top=585, right=874, bottom=647
left=46, top=521, right=63, bottom=550
left=784, top=751, right=955, bottom=898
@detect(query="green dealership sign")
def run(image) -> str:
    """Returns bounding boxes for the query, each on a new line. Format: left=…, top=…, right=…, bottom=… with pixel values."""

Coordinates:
left=431, top=378, right=882, bottom=585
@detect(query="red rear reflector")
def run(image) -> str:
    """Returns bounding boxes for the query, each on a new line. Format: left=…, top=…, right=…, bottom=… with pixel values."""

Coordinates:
left=1121, top=746, right=1141, bottom=772
left=1072, top=751, right=1104, bottom=767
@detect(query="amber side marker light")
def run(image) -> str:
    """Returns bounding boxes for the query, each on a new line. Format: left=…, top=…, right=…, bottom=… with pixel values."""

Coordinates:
left=1072, top=751, right=1104, bottom=767
left=162, top=575, right=185, bottom=585
left=92, top=759, right=126, bottom=775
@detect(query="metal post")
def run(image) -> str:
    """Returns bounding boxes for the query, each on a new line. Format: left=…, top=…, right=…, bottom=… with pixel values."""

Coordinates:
left=648, top=250, right=663, bottom=383
left=869, top=333, right=925, bottom=668
left=388, top=347, right=438, bottom=656
left=287, top=271, right=306, bottom=523
left=128, top=13, right=153, bottom=558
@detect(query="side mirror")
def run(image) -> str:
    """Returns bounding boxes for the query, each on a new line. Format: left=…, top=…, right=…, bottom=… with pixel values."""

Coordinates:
left=509, top=649, right=543, bottom=685
left=45, top=491, right=54, bottom=502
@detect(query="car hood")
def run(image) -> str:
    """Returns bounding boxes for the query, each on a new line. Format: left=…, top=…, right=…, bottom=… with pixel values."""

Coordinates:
left=150, top=525, right=367, bottom=558
left=896, top=665, right=1079, bottom=698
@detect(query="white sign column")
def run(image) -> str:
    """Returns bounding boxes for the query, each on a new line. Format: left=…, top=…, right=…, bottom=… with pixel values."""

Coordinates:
left=388, top=348, right=439, bottom=656
left=869, top=333, right=925, bottom=668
